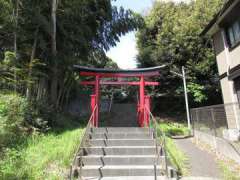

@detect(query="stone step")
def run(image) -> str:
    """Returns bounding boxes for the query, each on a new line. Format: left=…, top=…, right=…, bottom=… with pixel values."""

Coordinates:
left=88, top=139, right=155, bottom=146
left=89, top=133, right=152, bottom=140
left=82, top=146, right=156, bottom=156
left=91, top=127, right=151, bottom=134
left=80, top=155, right=164, bottom=166
left=83, top=176, right=167, bottom=180
left=72, top=126, right=170, bottom=179
left=80, top=165, right=165, bottom=177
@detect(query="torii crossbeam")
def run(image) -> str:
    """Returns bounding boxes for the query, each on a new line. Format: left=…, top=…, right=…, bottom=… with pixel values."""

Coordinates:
left=74, top=65, right=165, bottom=127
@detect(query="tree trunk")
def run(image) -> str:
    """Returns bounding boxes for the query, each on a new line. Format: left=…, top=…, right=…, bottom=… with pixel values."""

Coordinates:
left=59, top=73, right=73, bottom=108
left=50, top=0, right=58, bottom=106
left=56, top=73, right=65, bottom=108
left=65, top=80, right=73, bottom=107
left=13, top=0, right=19, bottom=92
left=37, top=78, right=46, bottom=101
left=51, top=0, right=57, bottom=56
left=13, top=1, right=18, bottom=54
left=26, top=28, right=39, bottom=100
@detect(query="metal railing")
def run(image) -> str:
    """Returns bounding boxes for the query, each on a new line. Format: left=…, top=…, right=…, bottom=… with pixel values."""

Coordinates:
left=144, top=106, right=168, bottom=179
left=69, top=105, right=98, bottom=180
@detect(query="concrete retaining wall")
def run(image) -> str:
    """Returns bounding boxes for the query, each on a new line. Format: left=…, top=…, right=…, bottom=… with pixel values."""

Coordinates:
left=194, top=130, right=240, bottom=164
left=66, top=94, right=110, bottom=116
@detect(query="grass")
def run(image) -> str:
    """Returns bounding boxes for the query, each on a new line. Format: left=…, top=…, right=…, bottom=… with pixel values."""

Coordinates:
left=158, top=121, right=190, bottom=137
left=0, top=117, right=85, bottom=180
left=218, top=160, right=240, bottom=180
left=165, top=137, right=189, bottom=176
left=157, top=121, right=190, bottom=176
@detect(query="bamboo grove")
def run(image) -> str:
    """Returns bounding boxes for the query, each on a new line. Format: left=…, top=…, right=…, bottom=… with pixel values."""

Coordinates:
left=0, top=0, right=143, bottom=108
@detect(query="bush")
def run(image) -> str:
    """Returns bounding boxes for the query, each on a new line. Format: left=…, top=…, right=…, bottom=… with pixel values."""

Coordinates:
left=0, top=93, right=86, bottom=179
left=0, top=117, right=85, bottom=179
left=0, top=93, right=50, bottom=150
left=0, top=94, right=27, bottom=149
left=24, top=100, right=51, bottom=132
left=158, top=121, right=190, bottom=137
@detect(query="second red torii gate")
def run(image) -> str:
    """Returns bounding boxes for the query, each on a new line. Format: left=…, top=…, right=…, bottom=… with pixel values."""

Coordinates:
left=74, top=65, right=165, bottom=127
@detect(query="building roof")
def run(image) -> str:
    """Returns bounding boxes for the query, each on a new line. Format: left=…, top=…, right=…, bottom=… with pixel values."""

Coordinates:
left=201, top=0, right=236, bottom=36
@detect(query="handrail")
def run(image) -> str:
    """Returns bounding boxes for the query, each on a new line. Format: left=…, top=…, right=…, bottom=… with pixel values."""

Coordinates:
left=69, top=105, right=98, bottom=180
left=144, top=106, right=168, bottom=179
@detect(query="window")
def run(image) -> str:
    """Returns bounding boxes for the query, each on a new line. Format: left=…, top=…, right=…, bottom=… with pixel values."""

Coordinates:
left=226, top=19, right=240, bottom=48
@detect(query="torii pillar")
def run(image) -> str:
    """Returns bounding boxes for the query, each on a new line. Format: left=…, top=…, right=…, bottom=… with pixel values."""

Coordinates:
left=91, top=75, right=100, bottom=127
left=139, top=76, right=145, bottom=127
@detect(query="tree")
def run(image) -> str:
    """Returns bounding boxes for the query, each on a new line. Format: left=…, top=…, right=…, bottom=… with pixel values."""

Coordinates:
left=50, top=0, right=58, bottom=104
left=137, top=0, right=224, bottom=109
left=0, top=0, right=143, bottom=108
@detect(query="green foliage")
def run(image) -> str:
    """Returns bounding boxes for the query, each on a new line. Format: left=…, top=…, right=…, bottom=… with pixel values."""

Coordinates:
left=0, top=94, right=83, bottom=179
left=165, top=137, right=189, bottom=176
left=24, top=100, right=50, bottom=132
left=218, top=160, right=240, bottom=180
left=0, top=1, right=143, bottom=179
left=0, top=93, right=53, bottom=151
left=0, top=0, right=14, bottom=58
left=157, top=121, right=190, bottom=175
left=104, top=57, right=119, bottom=69
left=187, top=82, right=207, bottom=103
left=0, top=52, right=15, bottom=89
left=137, top=0, right=224, bottom=106
left=0, top=0, right=143, bottom=107
left=3, top=51, right=16, bottom=66
left=0, top=121, right=84, bottom=179
left=0, top=94, right=27, bottom=148
left=158, top=121, right=190, bottom=137
left=0, top=51, right=46, bottom=92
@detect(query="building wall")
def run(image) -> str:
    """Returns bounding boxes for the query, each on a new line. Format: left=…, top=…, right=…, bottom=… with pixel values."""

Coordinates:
left=213, top=30, right=239, bottom=104
left=213, top=28, right=240, bottom=71
left=220, top=77, right=234, bottom=103
left=220, top=77, right=239, bottom=129
left=213, top=29, right=240, bottom=130
left=229, top=45, right=240, bottom=69
left=213, top=28, right=240, bottom=75
left=213, top=31, right=228, bottom=75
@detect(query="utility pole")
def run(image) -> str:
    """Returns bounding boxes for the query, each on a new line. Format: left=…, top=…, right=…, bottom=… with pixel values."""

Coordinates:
left=182, top=66, right=191, bottom=130
left=170, top=66, right=191, bottom=130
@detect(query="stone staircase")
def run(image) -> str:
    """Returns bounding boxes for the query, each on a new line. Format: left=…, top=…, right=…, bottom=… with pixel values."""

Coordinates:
left=74, top=127, right=168, bottom=180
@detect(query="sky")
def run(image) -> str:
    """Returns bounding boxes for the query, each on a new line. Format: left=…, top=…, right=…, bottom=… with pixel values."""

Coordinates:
left=106, top=0, right=154, bottom=69
left=106, top=0, right=189, bottom=69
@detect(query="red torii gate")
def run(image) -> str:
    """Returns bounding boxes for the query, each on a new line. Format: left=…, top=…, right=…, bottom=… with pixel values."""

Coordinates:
left=74, top=65, right=165, bottom=127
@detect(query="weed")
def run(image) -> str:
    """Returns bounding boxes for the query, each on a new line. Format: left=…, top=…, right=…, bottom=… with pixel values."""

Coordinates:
left=157, top=121, right=190, bottom=176
left=218, top=160, right=240, bottom=180
left=0, top=116, right=85, bottom=179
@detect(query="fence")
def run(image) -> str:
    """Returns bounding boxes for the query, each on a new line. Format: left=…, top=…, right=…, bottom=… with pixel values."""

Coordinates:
left=191, top=103, right=240, bottom=138
left=191, top=103, right=240, bottom=164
